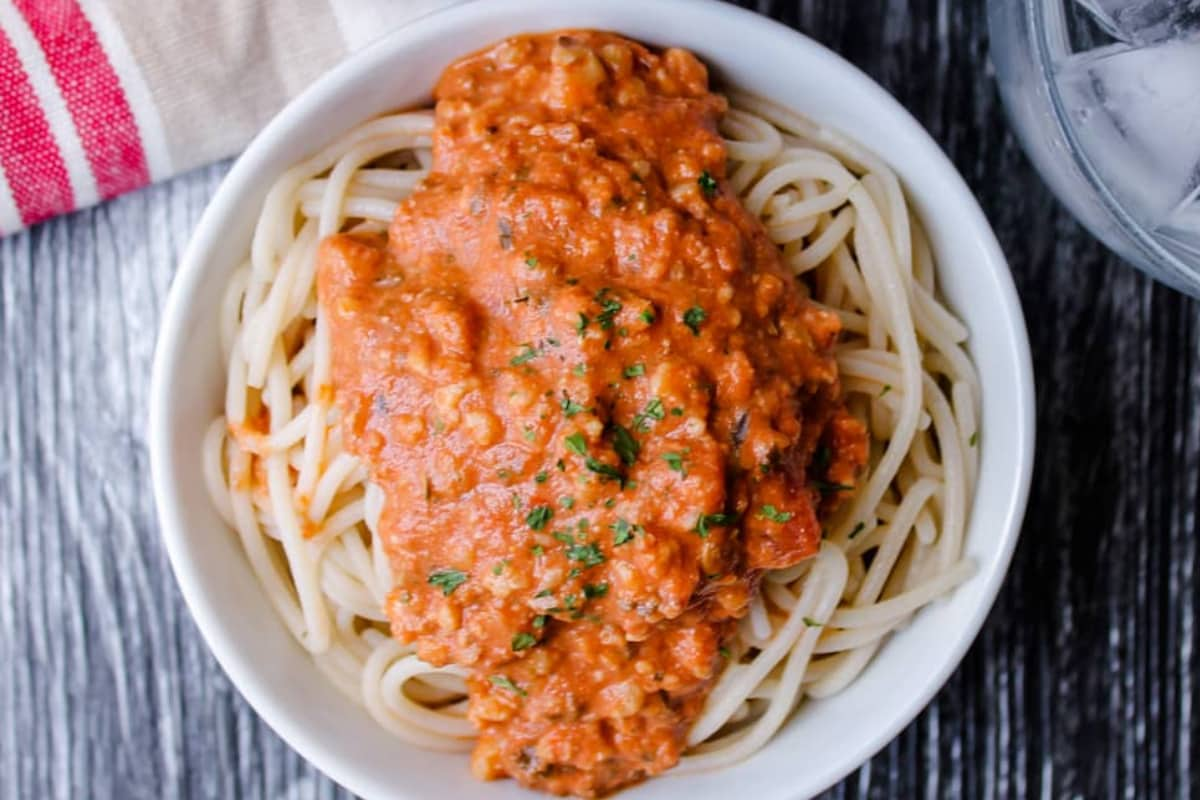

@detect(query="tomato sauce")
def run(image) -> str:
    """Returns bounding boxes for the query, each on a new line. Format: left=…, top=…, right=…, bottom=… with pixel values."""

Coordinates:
left=317, top=31, right=866, bottom=797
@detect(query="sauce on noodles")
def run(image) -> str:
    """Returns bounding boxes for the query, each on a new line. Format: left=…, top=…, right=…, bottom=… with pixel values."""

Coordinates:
left=316, top=31, right=867, bottom=796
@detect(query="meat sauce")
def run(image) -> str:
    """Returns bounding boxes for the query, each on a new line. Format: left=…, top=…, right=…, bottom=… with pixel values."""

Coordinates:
left=317, top=31, right=867, bottom=797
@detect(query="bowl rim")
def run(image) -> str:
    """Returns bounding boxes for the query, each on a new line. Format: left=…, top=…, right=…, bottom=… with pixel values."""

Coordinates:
left=149, top=1, right=1035, bottom=797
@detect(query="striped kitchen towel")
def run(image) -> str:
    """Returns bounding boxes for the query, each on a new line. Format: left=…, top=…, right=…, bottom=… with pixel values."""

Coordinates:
left=0, top=0, right=457, bottom=235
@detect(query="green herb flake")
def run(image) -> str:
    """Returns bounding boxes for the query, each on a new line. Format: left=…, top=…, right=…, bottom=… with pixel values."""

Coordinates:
left=610, top=423, right=640, bottom=466
left=575, top=312, right=590, bottom=335
left=566, top=541, right=606, bottom=567
left=534, top=471, right=549, bottom=484
left=583, top=582, right=609, bottom=599
left=757, top=504, right=793, bottom=523
left=662, top=451, right=688, bottom=476
left=572, top=363, right=588, bottom=377
left=427, top=568, right=468, bottom=596
left=496, top=468, right=512, bottom=480
left=522, top=426, right=537, bottom=442
left=693, top=512, right=736, bottom=538
left=623, top=363, right=646, bottom=379
left=611, top=518, right=640, bottom=546
left=510, top=343, right=540, bottom=366
left=526, top=505, right=554, bottom=531
left=969, top=431, right=979, bottom=447
left=811, top=479, right=854, bottom=495
left=671, top=407, right=684, bottom=416
left=595, top=289, right=622, bottom=330
left=698, top=170, right=719, bottom=197
left=534, top=588, right=553, bottom=598
left=489, top=675, right=526, bottom=697
left=560, top=495, right=576, bottom=510
left=533, top=614, right=547, bottom=629
left=565, top=432, right=588, bottom=456
left=682, top=305, right=707, bottom=336
left=802, top=617, right=824, bottom=628
left=524, top=253, right=539, bottom=268
left=640, top=308, right=656, bottom=324
left=511, top=632, right=537, bottom=651
left=553, top=530, right=574, bottom=545
left=584, top=456, right=623, bottom=484
left=719, top=646, right=731, bottom=659
left=879, top=384, right=892, bottom=397
left=492, top=559, right=510, bottom=576
left=561, top=392, right=586, bottom=418
left=531, top=544, right=545, bottom=557
left=633, top=397, right=666, bottom=432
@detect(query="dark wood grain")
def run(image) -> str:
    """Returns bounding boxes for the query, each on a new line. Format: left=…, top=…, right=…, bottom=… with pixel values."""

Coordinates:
left=1, top=1, right=1197, bottom=798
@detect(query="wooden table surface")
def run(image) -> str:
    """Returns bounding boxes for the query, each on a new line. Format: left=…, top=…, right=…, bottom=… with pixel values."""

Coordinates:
left=2, top=1, right=1197, bottom=798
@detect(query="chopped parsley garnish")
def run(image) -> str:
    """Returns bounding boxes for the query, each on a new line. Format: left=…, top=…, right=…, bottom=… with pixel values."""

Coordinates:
left=848, top=522, right=866, bottom=540
left=682, top=306, right=707, bottom=336
left=623, top=363, right=645, bottom=379
left=511, top=493, right=523, bottom=509
left=534, top=588, right=553, bottom=598
left=572, top=363, right=587, bottom=377
left=564, top=594, right=579, bottom=611
left=535, top=471, right=548, bottom=483
left=670, top=407, right=684, bottom=416
left=611, top=518, right=637, bottom=545
left=560, top=496, right=576, bottom=509
left=595, top=289, right=622, bottom=329
left=553, top=531, right=575, bottom=545
left=802, top=617, right=824, bottom=628
left=566, top=541, right=606, bottom=567
left=757, top=505, right=793, bottom=523
left=719, top=646, right=731, bottom=659
left=610, top=423, right=640, bottom=466
left=510, top=343, right=540, bottom=366
left=585, top=457, right=624, bottom=483
left=492, top=559, right=509, bottom=576
left=879, top=384, right=892, bottom=397
left=556, top=458, right=566, bottom=471
left=427, top=568, right=467, bottom=596
left=511, top=632, right=537, bottom=651
left=522, top=426, right=536, bottom=442
left=583, top=582, right=609, bottom=599
left=969, top=431, right=979, bottom=447
left=560, top=392, right=586, bottom=418
left=524, top=254, right=539, bottom=268
left=532, top=614, right=547, bottom=629
left=662, top=451, right=688, bottom=476
left=531, top=545, right=545, bottom=557
left=526, top=505, right=553, bottom=531
left=575, top=312, right=590, bottom=335
left=565, top=432, right=588, bottom=456
left=698, top=170, right=719, bottom=197
left=811, top=480, right=854, bottom=494
left=693, top=512, right=736, bottom=537
left=632, top=398, right=665, bottom=432
left=640, top=308, right=656, bottom=324
left=489, top=675, right=526, bottom=696
left=496, top=468, right=512, bottom=480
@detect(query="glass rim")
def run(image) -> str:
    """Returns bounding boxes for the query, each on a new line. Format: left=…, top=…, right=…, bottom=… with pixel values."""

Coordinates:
left=1028, top=0, right=1199, bottom=287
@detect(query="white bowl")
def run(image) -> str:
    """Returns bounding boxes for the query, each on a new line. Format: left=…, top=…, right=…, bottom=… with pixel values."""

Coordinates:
left=149, top=1, right=1035, bottom=797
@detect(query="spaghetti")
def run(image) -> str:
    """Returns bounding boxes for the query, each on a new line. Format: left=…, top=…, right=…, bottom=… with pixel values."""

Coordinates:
left=204, top=84, right=978, bottom=783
